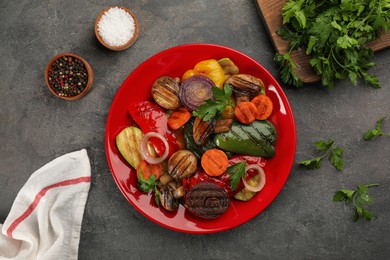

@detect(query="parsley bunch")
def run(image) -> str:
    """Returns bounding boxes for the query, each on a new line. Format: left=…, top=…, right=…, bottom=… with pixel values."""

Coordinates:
left=276, top=0, right=390, bottom=88
left=333, top=184, right=379, bottom=221
left=298, top=139, right=345, bottom=171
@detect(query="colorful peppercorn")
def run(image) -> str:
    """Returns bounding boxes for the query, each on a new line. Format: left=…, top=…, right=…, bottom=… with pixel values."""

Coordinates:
left=47, top=56, right=88, bottom=97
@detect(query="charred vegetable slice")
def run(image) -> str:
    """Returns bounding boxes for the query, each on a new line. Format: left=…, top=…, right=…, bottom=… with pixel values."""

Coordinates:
left=225, top=74, right=265, bottom=102
left=193, top=116, right=216, bottom=145
left=184, top=117, right=218, bottom=159
left=218, top=58, right=239, bottom=75
left=116, top=126, right=144, bottom=169
left=214, top=118, right=234, bottom=133
left=159, top=186, right=179, bottom=211
left=152, top=76, right=181, bottom=110
left=179, top=75, right=213, bottom=111
left=167, top=150, right=198, bottom=180
left=214, top=120, right=277, bottom=158
left=185, top=182, right=230, bottom=219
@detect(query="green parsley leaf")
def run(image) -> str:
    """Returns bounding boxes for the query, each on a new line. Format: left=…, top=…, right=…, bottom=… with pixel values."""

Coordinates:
left=333, top=183, right=379, bottom=221
left=138, top=173, right=157, bottom=193
left=298, top=157, right=322, bottom=170
left=363, top=117, right=390, bottom=140
left=192, top=84, right=234, bottom=121
left=329, top=146, right=345, bottom=171
left=138, top=171, right=161, bottom=206
left=299, top=139, right=345, bottom=171
left=226, top=161, right=247, bottom=191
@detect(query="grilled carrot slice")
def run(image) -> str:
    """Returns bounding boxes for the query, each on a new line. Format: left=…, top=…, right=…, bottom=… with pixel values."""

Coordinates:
left=168, top=107, right=192, bottom=130
left=201, top=149, right=229, bottom=177
left=251, top=95, right=273, bottom=120
left=234, top=101, right=257, bottom=124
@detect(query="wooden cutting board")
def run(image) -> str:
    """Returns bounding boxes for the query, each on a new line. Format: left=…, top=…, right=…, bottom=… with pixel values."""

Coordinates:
left=255, top=0, right=390, bottom=83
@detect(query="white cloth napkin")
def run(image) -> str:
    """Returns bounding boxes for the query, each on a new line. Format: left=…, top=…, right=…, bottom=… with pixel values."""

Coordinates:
left=0, top=149, right=91, bottom=260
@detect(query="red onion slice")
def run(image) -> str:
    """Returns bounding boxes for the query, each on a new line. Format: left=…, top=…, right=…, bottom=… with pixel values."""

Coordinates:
left=242, top=164, right=266, bottom=192
left=179, top=75, right=213, bottom=111
left=140, top=132, right=169, bottom=164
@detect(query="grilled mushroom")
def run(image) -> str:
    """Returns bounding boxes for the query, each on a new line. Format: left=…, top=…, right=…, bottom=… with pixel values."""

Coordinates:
left=167, top=180, right=186, bottom=199
left=193, top=116, right=216, bottom=145
left=159, top=186, right=179, bottom=211
left=225, top=74, right=265, bottom=103
left=167, top=150, right=198, bottom=180
left=185, top=182, right=230, bottom=219
left=152, top=76, right=181, bottom=110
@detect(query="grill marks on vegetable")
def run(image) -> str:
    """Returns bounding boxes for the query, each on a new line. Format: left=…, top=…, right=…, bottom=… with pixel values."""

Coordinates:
left=193, top=117, right=216, bottom=145
left=152, top=76, right=180, bottom=110
left=225, top=74, right=265, bottom=102
left=185, top=182, right=230, bottom=219
left=168, top=150, right=198, bottom=180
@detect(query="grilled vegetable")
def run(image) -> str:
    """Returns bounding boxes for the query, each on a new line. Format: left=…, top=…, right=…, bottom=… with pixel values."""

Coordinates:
left=218, top=58, right=239, bottom=76
left=179, top=75, right=213, bottom=111
left=151, top=76, right=181, bottom=110
left=233, top=174, right=260, bottom=201
left=116, top=126, right=144, bottom=169
left=185, top=182, right=230, bottom=219
left=214, top=118, right=234, bottom=133
left=234, top=101, right=258, bottom=125
left=159, top=186, right=179, bottom=211
left=214, top=120, right=277, bottom=158
left=184, top=117, right=218, bottom=159
left=201, top=149, right=229, bottom=177
left=251, top=94, right=273, bottom=120
left=193, top=116, right=216, bottom=145
left=167, top=150, right=198, bottom=180
left=182, top=59, right=226, bottom=88
left=167, top=107, right=192, bottom=130
left=225, top=74, right=265, bottom=103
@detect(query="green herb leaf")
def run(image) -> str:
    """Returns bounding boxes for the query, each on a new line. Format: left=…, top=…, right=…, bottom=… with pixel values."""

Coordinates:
left=299, top=139, right=344, bottom=171
left=329, top=146, right=345, bottom=171
left=226, top=161, right=247, bottom=191
left=298, top=157, right=322, bottom=170
left=192, top=84, right=234, bottom=121
left=333, top=183, right=379, bottom=221
left=363, top=117, right=390, bottom=140
left=138, top=173, right=157, bottom=193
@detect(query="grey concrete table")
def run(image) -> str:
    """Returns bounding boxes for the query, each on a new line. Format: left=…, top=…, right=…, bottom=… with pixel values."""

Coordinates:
left=1, top=1, right=389, bottom=259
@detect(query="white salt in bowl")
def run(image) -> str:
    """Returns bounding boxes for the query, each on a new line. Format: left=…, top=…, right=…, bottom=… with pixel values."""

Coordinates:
left=95, top=6, right=139, bottom=51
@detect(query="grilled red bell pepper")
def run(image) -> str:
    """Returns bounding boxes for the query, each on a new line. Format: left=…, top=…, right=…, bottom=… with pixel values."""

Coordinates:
left=128, top=101, right=179, bottom=158
left=182, top=155, right=267, bottom=197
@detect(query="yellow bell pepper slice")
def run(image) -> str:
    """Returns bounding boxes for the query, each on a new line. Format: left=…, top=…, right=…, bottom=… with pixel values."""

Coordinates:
left=181, top=59, right=226, bottom=88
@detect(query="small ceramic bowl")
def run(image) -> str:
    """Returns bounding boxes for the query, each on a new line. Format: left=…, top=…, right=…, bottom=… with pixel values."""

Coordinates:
left=45, top=53, right=94, bottom=100
left=95, top=6, right=139, bottom=51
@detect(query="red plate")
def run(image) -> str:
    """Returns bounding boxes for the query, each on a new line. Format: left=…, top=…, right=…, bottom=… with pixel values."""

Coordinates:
left=105, top=43, right=296, bottom=234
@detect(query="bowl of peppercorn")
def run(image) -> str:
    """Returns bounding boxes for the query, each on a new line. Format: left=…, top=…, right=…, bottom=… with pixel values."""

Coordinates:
left=45, top=53, right=93, bottom=100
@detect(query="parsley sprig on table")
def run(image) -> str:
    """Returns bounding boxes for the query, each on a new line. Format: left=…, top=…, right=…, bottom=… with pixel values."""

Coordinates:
left=333, top=184, right=379, bottom=221
left=363, top=117, right=390, bottom=141
left=298, top=139, right=345, bottom=171
left=192, top=84, right=234, bottom=121
left=276, top=0, right=390, bottom=88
